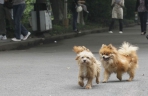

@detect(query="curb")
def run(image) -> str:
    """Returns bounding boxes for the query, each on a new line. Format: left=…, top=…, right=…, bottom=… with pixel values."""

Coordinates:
left=0, top=23, right=137, bottom=51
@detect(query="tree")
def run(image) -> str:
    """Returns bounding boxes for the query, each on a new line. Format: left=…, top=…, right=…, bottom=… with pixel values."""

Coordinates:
left=50, top=0, right=64, bottom=24
left=124, top=0, right=137, bottom=19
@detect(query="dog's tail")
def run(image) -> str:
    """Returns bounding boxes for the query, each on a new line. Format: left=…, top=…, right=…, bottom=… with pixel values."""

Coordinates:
left=118, top=42, right=138, bottom=56
left=73, top=46, right=90, bottom=54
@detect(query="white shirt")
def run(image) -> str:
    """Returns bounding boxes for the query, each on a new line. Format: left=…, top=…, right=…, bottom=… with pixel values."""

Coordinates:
left=0, top=0, right=4, bottom=4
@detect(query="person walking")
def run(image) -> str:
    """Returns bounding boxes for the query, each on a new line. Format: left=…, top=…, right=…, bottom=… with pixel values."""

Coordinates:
left=11, top=0, right=31, bottom=41
left=135, top=0, right=148, bottom=35
left=108, top=0, right=124, bottom=34
left=0, top=0, right=7, bottom=40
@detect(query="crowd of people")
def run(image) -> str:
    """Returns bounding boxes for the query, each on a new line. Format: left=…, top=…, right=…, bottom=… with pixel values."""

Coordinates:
left=1, top=0, right=148, bottom=42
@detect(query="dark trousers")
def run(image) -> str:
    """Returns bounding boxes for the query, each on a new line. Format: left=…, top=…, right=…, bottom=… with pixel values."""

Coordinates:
left=109, top=19, right=123, bottom=31
left=0, top=4, right=6, bottom=34
left=138, top=12, right=147, bottom=32
left=72, top=11, right=78, bottom=31
left=4, top=8, right=14, bottom=27
left=13, top=4, right=28, bottom=39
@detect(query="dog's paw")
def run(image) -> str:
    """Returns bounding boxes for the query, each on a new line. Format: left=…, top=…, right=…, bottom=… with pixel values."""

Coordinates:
left=117, top=77, right=122, bottom=81
left=96, top=79, right=99, bottom=84
left=85, top=85, right=92, bottom=89
left=78, top=81, right=84, bottom=87
left=102, top=80, right=107, bottom=83
left=127, top=77, right=133, bottom=82
left=127, top=79, right=132, bottom=82
left=127, top=80, right=132, bottom=82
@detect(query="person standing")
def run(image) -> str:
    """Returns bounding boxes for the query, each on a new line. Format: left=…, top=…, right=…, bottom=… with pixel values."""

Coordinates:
left=135, top=0, right=148, bottom=35
left=108, top=0, right=124, bottom=34
left=71, top=0, right=79, bottom=32
left=0, top=0, right=7, bottom=40
left=11, top=0, right=31, bottom=41
left=70, top=0, right=86, bottom=33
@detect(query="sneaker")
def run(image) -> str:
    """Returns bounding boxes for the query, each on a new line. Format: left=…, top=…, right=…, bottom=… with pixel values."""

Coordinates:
left=78, top=31, right=81, bottom=33
left=74, top=29, right=81, bottom=33
left=23, top=32, right=31, bottom=40
left=109, top=31, right=113, bottom=33
left=74, top=29, right=78, bottom=32
left=1, top=35, right=7, bottom=40
left=119, top=31, right=123, bottom=34
left=11, top=38, right=21, bottom=41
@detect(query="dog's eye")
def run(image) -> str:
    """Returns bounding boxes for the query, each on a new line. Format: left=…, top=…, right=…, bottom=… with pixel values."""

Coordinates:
left=101, top=53, right=104, bottom=55
left=87, top=57, right=89, bottom=59
left=82, top=57, right=84, bottom=58
left=104, top=53, right=108, bottom=55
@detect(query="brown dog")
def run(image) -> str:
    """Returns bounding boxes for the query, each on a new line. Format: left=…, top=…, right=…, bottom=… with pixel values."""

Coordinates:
left=73, top=46, right=101, bottom=89
left=99, top=42, right=138, bottom=83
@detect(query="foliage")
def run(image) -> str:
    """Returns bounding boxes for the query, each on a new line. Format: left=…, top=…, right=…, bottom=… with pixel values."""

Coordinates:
left=22, top=0, right=35, bottom=24
left=124, top=0, right=137, bottom=20
left=85, top=0, right=111, bottom=26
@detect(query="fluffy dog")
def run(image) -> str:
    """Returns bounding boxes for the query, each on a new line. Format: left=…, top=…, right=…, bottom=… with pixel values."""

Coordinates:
left=73, top=46, right=101, bottom=89
left=99, top=42, right=138, bottom=83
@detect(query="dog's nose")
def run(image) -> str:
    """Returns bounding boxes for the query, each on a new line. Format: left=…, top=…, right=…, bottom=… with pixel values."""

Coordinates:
left=83, top=60, right=86, bottom=62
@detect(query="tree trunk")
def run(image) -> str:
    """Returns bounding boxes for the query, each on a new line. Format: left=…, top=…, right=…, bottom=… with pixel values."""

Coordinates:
left=50, top=0, right=64, bottom=24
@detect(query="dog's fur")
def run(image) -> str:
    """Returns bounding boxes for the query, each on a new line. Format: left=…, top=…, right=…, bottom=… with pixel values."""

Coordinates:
left=73, top=46, right=101, bottom=89
left=99, top=42, right=138, bottom=83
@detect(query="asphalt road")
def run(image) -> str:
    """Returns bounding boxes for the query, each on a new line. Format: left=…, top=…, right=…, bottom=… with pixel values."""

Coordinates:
left=0, top=25, right=148, bottom=96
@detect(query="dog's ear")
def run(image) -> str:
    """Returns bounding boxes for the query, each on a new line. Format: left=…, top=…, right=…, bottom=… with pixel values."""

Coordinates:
left=108, top=44, right=118, bottom=53
left=108, top=44, right=113, bottom=49
left=101, top=44, right=106, bottom=48
left=75, top=56, right=80, bottom=60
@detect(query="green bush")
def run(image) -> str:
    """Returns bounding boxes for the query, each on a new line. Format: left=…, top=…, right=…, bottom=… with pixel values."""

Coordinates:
left=85, top=0, right=111, bottom=25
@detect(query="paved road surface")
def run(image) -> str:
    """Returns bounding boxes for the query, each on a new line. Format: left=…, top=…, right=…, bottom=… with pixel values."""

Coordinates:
left=0, top=25, right=148, bottom=96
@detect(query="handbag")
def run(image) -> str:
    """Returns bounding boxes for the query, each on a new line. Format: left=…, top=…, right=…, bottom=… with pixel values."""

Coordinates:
left=76, top=5, right=83, bottom=12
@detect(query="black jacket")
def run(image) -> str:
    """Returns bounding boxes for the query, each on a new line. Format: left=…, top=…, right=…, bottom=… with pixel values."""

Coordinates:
left=135, top=0, right=148, bottom=12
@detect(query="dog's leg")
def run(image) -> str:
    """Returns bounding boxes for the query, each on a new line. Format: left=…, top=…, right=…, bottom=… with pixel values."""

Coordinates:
left=78, top=76, right=84, bottom=87
left=127, top=69, right=135, bottom=81
left=96, top=71, right=100, bottom=84
left=117, top=71, right=122, bottom=81
left=103, top=70, right=110, bottom=83
left=85, top=78, right=93, bottom=89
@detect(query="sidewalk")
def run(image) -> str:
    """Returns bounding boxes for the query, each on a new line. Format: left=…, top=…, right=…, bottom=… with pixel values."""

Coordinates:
left=0, top=23, right=136, bottom=51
